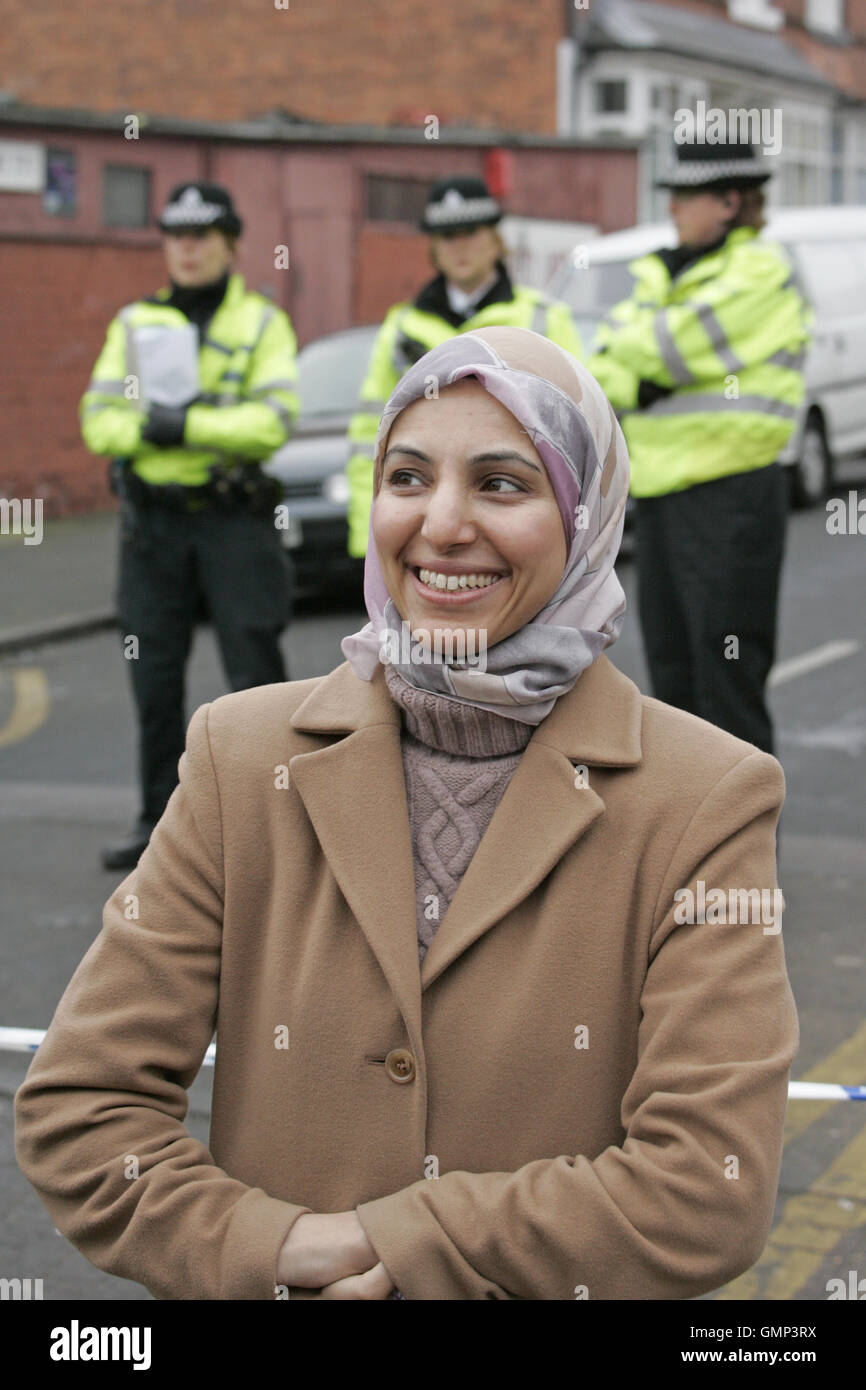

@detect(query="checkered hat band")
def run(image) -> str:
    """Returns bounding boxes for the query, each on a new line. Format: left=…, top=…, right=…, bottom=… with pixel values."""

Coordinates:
left=425, top=196, right=501, bottom=226
left=666, top=158, right=768, bottom=184
left=160, top=200, right=227, bottom=226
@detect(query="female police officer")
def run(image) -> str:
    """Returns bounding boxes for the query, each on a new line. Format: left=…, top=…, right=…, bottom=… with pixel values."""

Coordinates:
left=80, top=182, right=299, bottom=869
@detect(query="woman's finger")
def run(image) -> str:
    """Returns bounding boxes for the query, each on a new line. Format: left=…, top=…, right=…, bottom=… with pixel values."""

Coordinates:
left=318, top=1261, right=395, bottom=1300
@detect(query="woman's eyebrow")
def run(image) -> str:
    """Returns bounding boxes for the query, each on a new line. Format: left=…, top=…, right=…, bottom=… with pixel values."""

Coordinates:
left=470, top=450, right=543, bottom=474
left=383, top=445, right=542, bottom=474
left=382, top=445, right=431, bottom=464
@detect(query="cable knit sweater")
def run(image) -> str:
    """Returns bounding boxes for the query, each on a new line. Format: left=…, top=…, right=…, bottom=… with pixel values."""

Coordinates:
left=379, top=664, right=535, bottom=1299
left=383, top=663, right=535, bottom=962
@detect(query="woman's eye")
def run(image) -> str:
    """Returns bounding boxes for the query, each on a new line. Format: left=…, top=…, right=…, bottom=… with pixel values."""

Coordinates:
left=386, top=469, right=423, bottom=486
left=483, top=476, right=524, bottom=494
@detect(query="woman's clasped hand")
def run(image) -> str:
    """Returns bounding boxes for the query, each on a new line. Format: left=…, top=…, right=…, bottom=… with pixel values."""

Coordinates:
left=276, top=1210, right=395, bottom=1299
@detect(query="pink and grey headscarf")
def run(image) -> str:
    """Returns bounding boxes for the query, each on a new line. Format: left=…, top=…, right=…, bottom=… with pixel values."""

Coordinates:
left=341, top=326, right=630, bottom=724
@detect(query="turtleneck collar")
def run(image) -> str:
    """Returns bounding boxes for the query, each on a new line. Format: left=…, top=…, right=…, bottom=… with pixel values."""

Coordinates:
left=383, top=662, right=534, bottom=757
left=165, top=270, right=230, bottom=332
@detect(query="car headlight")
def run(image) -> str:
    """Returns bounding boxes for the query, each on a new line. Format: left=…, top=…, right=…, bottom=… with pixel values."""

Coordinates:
left=323, top=470, right=350, bottom=505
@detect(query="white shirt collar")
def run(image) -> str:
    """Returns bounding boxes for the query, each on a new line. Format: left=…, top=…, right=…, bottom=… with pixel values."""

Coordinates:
left=445, top=273, right=499, bottom=317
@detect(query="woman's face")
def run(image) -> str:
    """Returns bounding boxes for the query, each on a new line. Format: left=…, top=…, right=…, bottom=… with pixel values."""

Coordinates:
left=372, top=379, right=567, bottom=652
left=430, top=225, right=500, bottom=290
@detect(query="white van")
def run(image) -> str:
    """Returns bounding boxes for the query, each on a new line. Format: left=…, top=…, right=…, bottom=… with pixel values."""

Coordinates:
left=549, top=206, right=866, bottom=507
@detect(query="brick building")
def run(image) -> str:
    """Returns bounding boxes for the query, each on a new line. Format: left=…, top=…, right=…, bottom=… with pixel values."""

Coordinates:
left=1, top=0, right=864, bottom=512
left=0, top=107, right=636, bottom=512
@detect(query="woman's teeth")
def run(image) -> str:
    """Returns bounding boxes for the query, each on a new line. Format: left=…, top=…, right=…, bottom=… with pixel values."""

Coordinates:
left=417, top=568, right=503, bottom=591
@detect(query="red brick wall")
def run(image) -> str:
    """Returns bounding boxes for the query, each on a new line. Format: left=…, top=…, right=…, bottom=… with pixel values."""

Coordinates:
left=0, top=133, right=637, bottom=516
left=0, top=242, right=164, bottom=513
left=0, top=0, right=565, bottom=135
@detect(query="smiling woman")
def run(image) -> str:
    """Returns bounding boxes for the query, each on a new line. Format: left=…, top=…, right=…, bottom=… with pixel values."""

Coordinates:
left=15, top=327, right=797, bottom=1302
left=373, top=380, right=567, bottom=654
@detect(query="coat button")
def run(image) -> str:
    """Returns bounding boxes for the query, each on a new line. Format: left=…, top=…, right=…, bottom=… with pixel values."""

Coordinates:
left=384, top=1048, right=416, bottom=1084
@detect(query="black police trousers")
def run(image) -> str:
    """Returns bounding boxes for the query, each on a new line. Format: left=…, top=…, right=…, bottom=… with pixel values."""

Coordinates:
left=116, top=500, right=294, bottom=827
left=633, top=461, right=788, bottom=757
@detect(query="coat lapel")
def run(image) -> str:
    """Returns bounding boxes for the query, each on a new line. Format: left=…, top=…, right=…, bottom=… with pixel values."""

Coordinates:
left=288, top=655, right=643, bottom=1009
left=287, top=665, right=423, bottom=1041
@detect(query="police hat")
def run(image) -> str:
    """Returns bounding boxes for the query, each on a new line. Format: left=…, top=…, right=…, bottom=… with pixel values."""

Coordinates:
left=420, top=176, right=503, bottom=233
left=655, top=139, right=772, bottom=192
left=158, top=182, right=244, bottom=236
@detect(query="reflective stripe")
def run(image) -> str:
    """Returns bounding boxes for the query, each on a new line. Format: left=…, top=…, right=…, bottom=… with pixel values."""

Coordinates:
left=249, top=378, right=297, bottom=395
left=203, top=337, right=235, bottom=356
left=766, top=348, right=806, bottom=371
left=640, top=392, right=798, bottom=419
left=260, top=396, right=294, bottom=430
left=350, top=442, right=376, bottom=458
left=530, top=301, right=547, bottom=335
left=250, top=305, right=276, bottom=354
left=690, top=301, right=745, bottom=374
left=222, top=371, right=244, bottom=383
left=653, top=311, right=695, bottom=385
left=87, top=379, right=127, bottom=396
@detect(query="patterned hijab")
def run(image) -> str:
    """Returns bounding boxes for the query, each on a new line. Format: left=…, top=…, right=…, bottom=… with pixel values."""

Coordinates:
left=341, top=326, right=630, bottom=724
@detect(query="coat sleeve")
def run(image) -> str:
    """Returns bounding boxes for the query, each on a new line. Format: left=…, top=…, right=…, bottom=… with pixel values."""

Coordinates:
left=345, top=307, right=404, bottom=557
left=184, top=304, right=300, bottom=458
left=592, top=250, right=808, bottom=390
left=544, top=300, right=584, bottom=362
left=14, top=702, right=313, bottom=1300
left=79, top=315, right=147, bottom=457
left=355, top=750, right=799, bottom=1300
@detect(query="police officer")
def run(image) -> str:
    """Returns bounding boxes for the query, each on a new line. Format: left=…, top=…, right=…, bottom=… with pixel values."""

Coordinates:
left=81, top=182, right=300, bottom=869
left=589, top=140, right=811, bottom=756
left=346, top=175, right=583, bottom=557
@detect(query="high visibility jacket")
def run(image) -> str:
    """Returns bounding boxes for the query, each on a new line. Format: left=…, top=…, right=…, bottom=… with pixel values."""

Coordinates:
left=80, top=274, right=299, bottom=487
left=345, top=279, right=583, bottom=556
left=588, top=227, right=811, bottom=497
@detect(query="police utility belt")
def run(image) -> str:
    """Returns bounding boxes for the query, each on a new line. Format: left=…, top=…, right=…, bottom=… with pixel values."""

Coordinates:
left=112, top=460, right=282, bottom=516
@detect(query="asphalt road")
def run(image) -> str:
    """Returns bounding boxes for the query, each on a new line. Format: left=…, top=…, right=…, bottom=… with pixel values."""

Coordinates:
left=1, top=488, right=864, bottom=1302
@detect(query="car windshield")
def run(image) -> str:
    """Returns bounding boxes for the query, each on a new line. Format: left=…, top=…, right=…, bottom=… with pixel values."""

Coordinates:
left=296, top=328, right=378, bottom=417
left=551, top=259, right=642, bottom=353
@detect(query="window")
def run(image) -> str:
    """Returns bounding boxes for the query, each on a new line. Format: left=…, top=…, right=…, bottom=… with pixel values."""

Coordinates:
left=365, top=175, right=429, bottom=224
left=103, top=164, right=151, bottom=228
left=805, top=0, right=844, bottom=36
left=727, top=0, right=784, bottom=31
left=594, top=80, right=627, bottom=115
left=43, top=149, right=76, bottom=217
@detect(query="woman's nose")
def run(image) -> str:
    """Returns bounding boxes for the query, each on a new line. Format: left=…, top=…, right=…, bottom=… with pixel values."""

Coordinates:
left=419, top=482, right=477, bottom=546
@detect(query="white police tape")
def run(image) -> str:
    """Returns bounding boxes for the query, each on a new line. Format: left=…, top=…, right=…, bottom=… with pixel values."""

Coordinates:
left=1, top=1026, right=216, bottom=1067
left=1, top=1027, right=865, bottom=1099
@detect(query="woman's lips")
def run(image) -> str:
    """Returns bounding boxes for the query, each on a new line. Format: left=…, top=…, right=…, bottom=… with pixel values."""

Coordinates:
left=406, top=565, right=508, bottom=606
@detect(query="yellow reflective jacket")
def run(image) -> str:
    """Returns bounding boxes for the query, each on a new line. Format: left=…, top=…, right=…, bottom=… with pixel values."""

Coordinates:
left=80, top=274, right=299, bottom=487
left=588, top=227, right=811, bottom=497
left=345, top=271, right=583, bottom=556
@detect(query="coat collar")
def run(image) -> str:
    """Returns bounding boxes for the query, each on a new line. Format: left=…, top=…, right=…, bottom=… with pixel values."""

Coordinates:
left=287, top=656, right=642, bottom=1049
left=289, top=652, right=641, bottom=766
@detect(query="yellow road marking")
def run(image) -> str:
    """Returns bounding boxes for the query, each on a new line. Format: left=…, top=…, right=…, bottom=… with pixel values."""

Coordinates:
left=716, top=1121, right=866, bottom=1299
left=715, top=1021, right=866, bottom=1300
left=0, top=668, right=50, bottom=747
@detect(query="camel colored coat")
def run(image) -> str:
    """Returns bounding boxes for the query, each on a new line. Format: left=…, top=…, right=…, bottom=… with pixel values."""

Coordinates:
left=15, top=654, right=798, bottom=1300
